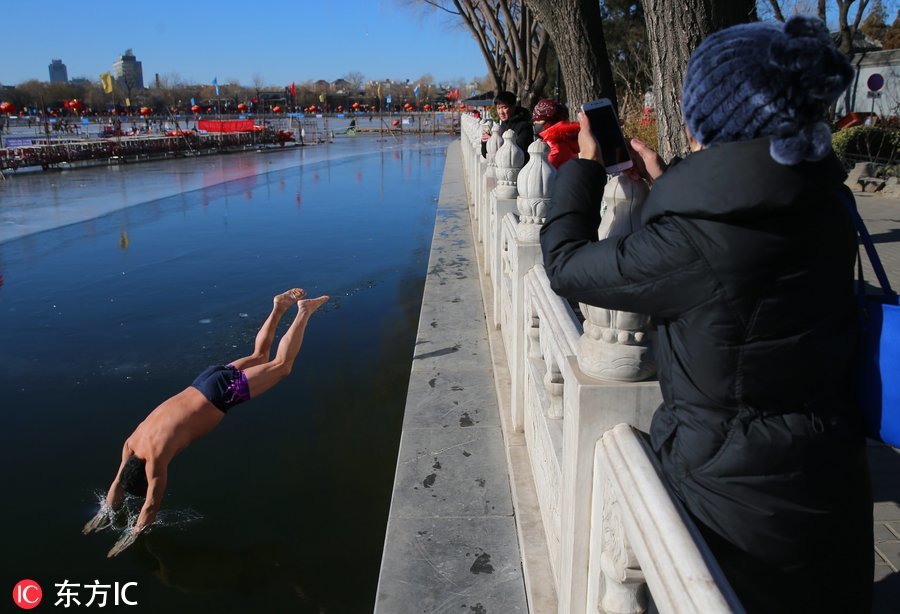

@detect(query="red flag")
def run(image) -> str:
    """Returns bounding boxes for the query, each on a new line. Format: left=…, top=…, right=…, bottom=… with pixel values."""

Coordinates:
left=290, top=82, right=296, bottom=97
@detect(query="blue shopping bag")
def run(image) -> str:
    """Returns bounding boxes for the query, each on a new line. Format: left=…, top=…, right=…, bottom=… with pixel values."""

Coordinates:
left=843, top=191, right=900, bottom=447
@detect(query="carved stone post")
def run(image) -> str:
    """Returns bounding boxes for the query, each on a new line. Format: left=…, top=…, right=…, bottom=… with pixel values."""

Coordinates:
left=493, top=129, right=524, bottom=200
left=481, top=124, right=502, bottom=257
left=577, top=175, right=656, bottom=382
left=516, top=139, right=555, bottom=243
left=487, top=130, right=524, bottom=277
left=484, top=123, right=502, bottom=178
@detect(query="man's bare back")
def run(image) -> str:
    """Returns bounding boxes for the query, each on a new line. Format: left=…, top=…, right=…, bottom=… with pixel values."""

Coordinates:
left=126, top=388, right=224, bottom=470
left=84, top=289, right=329, bottom=557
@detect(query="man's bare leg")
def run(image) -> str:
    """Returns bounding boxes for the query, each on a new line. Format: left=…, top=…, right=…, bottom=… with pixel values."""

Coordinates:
left=230, top=289, right=306, bottom=370
left=242, top=295, right=329, bottom=397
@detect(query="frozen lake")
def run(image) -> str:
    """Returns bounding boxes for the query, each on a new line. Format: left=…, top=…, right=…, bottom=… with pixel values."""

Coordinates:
left=0, top=135, right=451, bottom=612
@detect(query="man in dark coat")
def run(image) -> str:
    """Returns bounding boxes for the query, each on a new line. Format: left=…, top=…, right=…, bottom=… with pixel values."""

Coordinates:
left=540, top=17, right=872, bottom=613
left=480, top=90, right=533, bottom=163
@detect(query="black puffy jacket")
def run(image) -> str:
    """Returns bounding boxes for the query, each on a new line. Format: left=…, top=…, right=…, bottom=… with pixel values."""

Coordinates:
left=540, top=138, right=870, bottom=573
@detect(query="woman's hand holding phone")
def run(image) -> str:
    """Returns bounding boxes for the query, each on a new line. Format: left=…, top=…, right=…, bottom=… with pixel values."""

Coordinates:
left=577, top=112, right=601, bottom=163
left=578, top=108, right=667, bottom=182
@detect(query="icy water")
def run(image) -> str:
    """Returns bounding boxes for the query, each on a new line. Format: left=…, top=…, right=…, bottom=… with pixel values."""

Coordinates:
left=0, top=136, right=450, bottom=612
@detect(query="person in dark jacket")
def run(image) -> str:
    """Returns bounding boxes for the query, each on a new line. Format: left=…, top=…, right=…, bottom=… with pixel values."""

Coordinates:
left=481, top=90, right=533, bottom=163
left=540, top=17, right=872, bottom=613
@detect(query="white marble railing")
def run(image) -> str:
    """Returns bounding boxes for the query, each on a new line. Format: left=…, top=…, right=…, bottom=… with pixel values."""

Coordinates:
left=458, top=113, right=739, bottom=613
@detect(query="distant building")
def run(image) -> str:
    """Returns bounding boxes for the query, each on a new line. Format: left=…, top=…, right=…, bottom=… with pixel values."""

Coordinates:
left=836, top=48, right=900, bottom=118
left=112, top=49, right=144, bottom=91
left=49, top=59, right=68, bottom=84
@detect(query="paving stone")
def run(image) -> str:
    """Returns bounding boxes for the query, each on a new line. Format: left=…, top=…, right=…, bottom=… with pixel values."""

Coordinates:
left=876, top=523, right=899, bottom=544
left=390, top=426, right=513, bottom=519
left=377, top=516, right=527, bottom=613
left=875, top=502, right=900, bottom=522
left=402, top=369, right=500, bottom=430
left=876, top=541, right=900, bottom=571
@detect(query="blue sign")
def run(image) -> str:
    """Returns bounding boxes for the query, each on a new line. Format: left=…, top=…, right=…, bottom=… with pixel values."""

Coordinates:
left=868, top=73, right=885, bottom=92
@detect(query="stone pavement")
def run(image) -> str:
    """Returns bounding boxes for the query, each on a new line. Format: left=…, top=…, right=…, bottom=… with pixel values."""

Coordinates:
left=857, top=193, right=900, bottom=612
left=375, top=141, right=528, bottom=613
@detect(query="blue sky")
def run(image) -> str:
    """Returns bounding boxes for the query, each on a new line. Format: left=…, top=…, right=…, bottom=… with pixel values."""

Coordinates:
left=0, top=1, right=486, bottom=87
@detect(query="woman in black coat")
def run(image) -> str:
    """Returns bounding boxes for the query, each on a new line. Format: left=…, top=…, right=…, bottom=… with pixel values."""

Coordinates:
left=540, top=17, right=872, bottom=613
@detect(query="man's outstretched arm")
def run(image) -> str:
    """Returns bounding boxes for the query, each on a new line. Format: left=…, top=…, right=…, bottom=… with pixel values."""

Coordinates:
left=136, top=461, right=168, bottom=534
left=107, top=461, right=168, bottom=557
left=83, top=444, right=131, bottom=535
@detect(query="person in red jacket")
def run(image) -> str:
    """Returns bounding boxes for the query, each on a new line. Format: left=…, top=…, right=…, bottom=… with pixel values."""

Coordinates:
left=531, top=98, right=579, bottom=168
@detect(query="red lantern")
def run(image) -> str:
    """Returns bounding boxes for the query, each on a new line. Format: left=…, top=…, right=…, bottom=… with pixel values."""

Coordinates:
left=206, top=107, right=213, bottom=113
left=337, top=105, right=343, bottom=111
left=272, top=106, right=283, bottom=113
left=191, top=105, right=202, bottom=113
left=352, top=102, right=360, bottom=109
left=140, top=106, right=152, bottom=116
left=70, top=100, right=83, bottom=112
left=0, top=101, right=15, bottom=114
left=237, top=103, right=248, bottom=112
left=423, top=104, right=431, bottom=111
left=391, top=120, right=400, bottom=127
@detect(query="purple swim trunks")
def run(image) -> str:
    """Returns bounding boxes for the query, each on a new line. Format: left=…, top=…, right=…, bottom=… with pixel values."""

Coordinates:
left=190, top=364, right=251, bottom=412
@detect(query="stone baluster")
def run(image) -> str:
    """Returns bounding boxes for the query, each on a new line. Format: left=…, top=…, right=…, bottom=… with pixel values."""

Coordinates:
left=493, top=129, right=524, bottom=199
left=485, top=129, right=524, bottom=277
left=577, top=174, right=656, bottom=382
left=484, top=123, right=502, bottom=178
left=516, top=139, right=555, bottom=243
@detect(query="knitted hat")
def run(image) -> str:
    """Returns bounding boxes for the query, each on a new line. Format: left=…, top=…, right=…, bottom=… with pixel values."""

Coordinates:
left=682, top=16, right=852, bottom=165
left=532, top=99, right=567, bottom=124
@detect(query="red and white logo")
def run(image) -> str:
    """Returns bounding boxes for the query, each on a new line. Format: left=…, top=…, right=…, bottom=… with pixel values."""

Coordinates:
left=12, top=579, right=42, bottom=610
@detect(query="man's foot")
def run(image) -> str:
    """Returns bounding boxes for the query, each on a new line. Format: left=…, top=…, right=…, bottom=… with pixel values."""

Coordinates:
left=297, top=295, right=329, bottom=317
left=274, top=288, right=306, bottom=309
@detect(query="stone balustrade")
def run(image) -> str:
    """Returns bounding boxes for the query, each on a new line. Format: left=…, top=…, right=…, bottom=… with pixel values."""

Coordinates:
left=458, top=113, right=738, bottom=613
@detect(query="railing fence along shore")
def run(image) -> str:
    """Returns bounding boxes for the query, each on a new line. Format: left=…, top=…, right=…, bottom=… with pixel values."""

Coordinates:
left=458, top=113, right=743, bottom=614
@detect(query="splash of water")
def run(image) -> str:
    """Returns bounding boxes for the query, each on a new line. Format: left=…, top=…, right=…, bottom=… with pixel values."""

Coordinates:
left=90, top=490, right=202, bottom=540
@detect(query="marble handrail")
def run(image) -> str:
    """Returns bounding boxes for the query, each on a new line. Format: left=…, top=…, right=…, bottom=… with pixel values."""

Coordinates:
left=591, top=424, right=743, bottom=613
left=457, top=114, right=735, bottom=613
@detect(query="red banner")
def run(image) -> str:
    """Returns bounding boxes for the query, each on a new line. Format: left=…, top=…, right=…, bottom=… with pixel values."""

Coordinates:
left=197, top=119, right=255, bottom=133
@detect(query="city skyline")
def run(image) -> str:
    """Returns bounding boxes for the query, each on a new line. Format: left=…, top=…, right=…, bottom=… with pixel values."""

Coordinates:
left=1, top=1, right=486, bottom=88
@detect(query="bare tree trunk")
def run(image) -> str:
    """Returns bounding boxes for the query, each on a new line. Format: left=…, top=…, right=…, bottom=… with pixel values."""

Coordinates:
left=643, top=0, right=756, bottom=159
left=525, top=0, right=617, bottom=114
left=643, top=0, right=709, bottom=159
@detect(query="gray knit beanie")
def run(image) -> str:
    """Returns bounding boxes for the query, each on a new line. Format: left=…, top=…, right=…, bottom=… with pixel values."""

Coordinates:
left=682, top=16, right=852, bottom=165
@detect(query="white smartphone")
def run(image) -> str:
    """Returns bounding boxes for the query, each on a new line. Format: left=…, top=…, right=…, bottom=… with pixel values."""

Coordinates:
left=581, top=98, right=633, bottom=174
